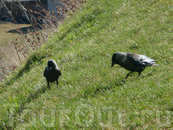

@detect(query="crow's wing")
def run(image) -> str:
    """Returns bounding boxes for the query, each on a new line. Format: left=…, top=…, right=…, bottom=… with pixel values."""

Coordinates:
left=55, top=69, right=61, bottom=76
left=59, top=70, right=61, bottom=76
left=139, top=55, right=157, bottom=66
left=127, top=53, right=156, bottom=67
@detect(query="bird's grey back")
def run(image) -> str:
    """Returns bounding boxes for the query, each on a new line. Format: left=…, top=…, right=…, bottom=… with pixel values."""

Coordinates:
left=126, top=53, right=157, bottom=67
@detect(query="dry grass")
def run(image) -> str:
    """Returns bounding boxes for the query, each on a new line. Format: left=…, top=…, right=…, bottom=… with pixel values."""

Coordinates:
left=0, top=21, right=31, bottom=43
left=0, top=21, right=31, bottom=80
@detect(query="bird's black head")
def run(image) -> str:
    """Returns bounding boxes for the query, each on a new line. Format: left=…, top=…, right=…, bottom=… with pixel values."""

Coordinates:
left=48, top=60, right=55, bottom=70
left=111, top=53, right=118, bottom=67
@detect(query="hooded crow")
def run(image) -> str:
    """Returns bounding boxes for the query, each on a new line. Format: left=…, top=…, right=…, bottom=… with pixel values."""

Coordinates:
left=44, top=59, right=61, bottom=88
left=111, top=52, right=159, bottom=79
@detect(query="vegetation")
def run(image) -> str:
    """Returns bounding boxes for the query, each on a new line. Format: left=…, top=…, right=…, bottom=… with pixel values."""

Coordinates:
left=0, top=0, right=173, bottom=129
left=0, top=0, right=83, bottom=80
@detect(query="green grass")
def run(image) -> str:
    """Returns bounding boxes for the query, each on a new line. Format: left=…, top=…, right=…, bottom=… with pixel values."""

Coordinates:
left=1, top=0, right=173, bottom=129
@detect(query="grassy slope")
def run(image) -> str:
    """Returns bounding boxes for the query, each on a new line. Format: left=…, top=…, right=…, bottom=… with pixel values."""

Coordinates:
left=1, top=0, right=173, bottom=129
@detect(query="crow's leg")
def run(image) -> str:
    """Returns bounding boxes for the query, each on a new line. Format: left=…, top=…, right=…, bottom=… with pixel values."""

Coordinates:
left=56, top=80, right=59, bottom=86
left=47, top=80, right=50, bottom=89
left=137, top=72, right=141, bottom=78
left=125, top=71, right=134, bottom=79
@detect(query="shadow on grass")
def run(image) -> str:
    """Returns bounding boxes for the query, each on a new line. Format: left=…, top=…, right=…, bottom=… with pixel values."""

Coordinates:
left=17, top=84, right=48, bottom=113
left=3, top=53, right=46, bottom=87
left=1, top=83, right=49, bottom=130
left=80, top=79, right=126, bottom=99
left=94, top=79, right=126, bottom=95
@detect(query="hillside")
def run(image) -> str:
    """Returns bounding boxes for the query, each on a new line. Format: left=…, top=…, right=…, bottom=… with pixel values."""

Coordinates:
left=1, top=0, right=173, bottom=129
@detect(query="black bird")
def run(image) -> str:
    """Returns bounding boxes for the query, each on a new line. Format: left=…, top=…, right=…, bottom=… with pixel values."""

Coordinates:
left=111, top=52, right=159, bottom=79
left=44, top=59, right=61, bottom=88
